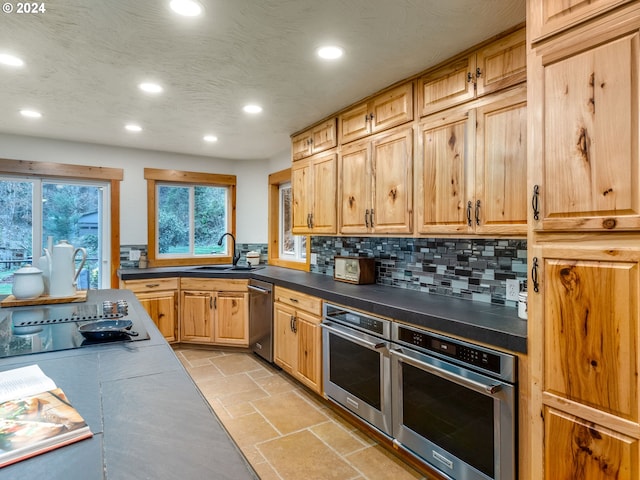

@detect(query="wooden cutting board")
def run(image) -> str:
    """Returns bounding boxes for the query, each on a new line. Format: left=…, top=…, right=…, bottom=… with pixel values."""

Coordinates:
left=0, top=290, right=88, bottom=307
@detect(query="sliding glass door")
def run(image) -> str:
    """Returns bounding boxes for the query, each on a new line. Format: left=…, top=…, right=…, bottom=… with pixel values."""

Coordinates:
left=0, top=177, right=110, bottom=294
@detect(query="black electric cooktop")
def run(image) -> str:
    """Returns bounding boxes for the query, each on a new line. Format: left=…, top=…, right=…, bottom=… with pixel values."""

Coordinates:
left=0, top=299, right=150, bottom=359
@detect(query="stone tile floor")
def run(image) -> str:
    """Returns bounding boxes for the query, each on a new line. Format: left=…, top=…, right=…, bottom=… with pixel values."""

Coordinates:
left=174, top=346, right=431, bottom=480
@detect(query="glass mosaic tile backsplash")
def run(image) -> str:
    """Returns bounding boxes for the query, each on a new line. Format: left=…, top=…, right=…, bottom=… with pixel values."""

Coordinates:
left=120, top=243, right=268, bottom=268
left=310, top=237, right=527, bottom=308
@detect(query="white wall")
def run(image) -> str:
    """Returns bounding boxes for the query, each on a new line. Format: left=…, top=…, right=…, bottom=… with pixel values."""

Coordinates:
left=0, top=133, right=291, bottom=245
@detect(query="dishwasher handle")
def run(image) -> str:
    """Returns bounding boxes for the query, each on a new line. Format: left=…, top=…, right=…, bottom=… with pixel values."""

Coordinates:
left=391, top=348, right=503, bottom=395
left=248, top=285, right=271, bottom=294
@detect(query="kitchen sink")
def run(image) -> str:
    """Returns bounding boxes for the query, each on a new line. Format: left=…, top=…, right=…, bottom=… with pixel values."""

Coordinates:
left=194, top=265, right=234, bottom=270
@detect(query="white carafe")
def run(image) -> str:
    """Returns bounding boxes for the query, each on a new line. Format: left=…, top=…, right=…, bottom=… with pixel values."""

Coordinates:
left=48, top=240, right=87, bottom=297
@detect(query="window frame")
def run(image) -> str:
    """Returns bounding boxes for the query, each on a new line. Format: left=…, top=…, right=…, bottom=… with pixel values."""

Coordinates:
left=0, top=158, right=123, bottom=287
left=144, top=168, right=237, bottom=267
left=268, top=168, right=310, bottom=271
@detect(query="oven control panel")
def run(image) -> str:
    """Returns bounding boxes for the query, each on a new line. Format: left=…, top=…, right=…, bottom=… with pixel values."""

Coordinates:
left=397, top=326, right=504, bottom=377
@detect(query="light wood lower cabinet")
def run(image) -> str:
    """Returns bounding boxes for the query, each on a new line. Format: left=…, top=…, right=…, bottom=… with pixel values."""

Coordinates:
left=119, top=277, right=178, bottom=342
left=273, top=286, right=322, bottom=394
left=180, top=278, right=249, bottom=346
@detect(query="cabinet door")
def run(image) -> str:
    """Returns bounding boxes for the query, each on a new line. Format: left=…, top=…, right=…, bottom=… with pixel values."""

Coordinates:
left=544, top=408, right=638, bottom=480
left=339, top=101, right=371, bottom=144
left=274, top=302, right=297, bottom=374
left=529, top=0, right=632, bottom=42
left=291, top=160, right=312, bottom=234
left=535, top=31, right=640, bottom=231
left=180, top=290, right=214, bottom=343
left=291, top=131, right=312, bottom=161
left=295, top=311, right=322, bottom=395
left=310, top=119, right=337, bottom=155
left=339, top=140, right=370, bottom=234
left=418, top=55, right=476, bottom=116
left=533, top=243, right=639, bottom=421
left=416, top=107, right=474, bottom=234
left=136, top=290, right=178, bottom=342
left=214, top=292, right=248, bottom=346
left=475, top=88, right=527, bottom=235
left=475, top=28, right=526, bottom=97
left=370, top=82, right=414, bottom=134
left=310, top=153, right=337, bottom=234
left=371, top=126, right=413, bottom=234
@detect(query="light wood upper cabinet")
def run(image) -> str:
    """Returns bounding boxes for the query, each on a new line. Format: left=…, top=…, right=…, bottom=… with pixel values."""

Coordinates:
left=291, top=118, right=337, bottom=161
left=532, top=15, right=640, bottom=232
left=339, top=82, right=414, bottom=144
left=416, top=86, right=527, bottom=235
left=292, top=151, right=337, bottom=235
left=529, top=0, right=633, bottom=43
left=340, top=126, right=413, bottom=235
left=418, top=27, right=525, bottom=116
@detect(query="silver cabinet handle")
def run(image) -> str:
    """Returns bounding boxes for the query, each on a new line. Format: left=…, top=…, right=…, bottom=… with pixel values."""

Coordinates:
left=365, top=209, right=370, bottom=228
left=370, top=208, right=374, bottom=227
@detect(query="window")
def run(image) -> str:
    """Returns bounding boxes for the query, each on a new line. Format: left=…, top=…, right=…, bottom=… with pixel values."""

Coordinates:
left=0, top=159, right=123, bottom=292
left=145, top=168, right=236, bottom=267
left=279, top=183, right=306, bottom=262
left=268, top=169, right=309, bottom=271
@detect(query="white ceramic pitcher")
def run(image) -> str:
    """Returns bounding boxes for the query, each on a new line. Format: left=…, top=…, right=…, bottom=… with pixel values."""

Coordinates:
left=47, top=240, right=87, bottom=297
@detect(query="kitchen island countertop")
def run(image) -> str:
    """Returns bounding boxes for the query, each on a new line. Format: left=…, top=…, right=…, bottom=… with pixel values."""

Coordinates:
left=0, top=289, right=257, bottom=480
left=120, top=265, right=527, bottom=353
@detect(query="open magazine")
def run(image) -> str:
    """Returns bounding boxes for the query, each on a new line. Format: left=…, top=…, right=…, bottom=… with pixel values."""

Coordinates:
left=0, top=365, right=92, bottom=468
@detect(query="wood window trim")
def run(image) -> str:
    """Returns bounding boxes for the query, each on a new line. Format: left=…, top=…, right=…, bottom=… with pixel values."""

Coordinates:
left=0, top=158, right=123, bottom=287
left=144, top=168, right=237, bottom=267
left=268, top=168, right=310, bottom=272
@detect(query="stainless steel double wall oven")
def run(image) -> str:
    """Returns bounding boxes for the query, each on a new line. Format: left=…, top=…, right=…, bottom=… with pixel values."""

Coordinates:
left=322, top=303, right=517, bottom=480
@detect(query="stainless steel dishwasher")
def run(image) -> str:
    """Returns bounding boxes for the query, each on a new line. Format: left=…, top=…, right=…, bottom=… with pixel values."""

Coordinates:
left=248, top=279, right=273, bottom=362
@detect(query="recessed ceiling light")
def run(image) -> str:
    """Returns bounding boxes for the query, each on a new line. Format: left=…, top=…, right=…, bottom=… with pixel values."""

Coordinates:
left=20, top=109, right=41, bottom=118
left=317, top=46, right=344, bottom=60
left=243, top=104, right=262, bottom=114
left=125, top=124, right=142, bottom=132
left=169, top=0, right=202, bottom=16
left=203, top=135, right=218, bottom=142
left=0, top=53, right=24, bottom=67
left=138, top=82, right=163, bottom=94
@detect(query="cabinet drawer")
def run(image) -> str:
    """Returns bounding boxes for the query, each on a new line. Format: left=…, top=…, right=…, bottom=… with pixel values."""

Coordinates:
left=180, top=278, right=248, bottom=292
left=274, top=286, right=322, bottom=316
left=120, top=277, right=178, bottom=293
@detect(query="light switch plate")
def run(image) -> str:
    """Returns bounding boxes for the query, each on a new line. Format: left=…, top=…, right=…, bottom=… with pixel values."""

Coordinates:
left=506, top=279, right=520, bottom=301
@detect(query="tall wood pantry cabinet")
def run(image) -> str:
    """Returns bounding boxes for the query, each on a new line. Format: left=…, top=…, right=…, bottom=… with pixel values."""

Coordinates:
left=527, top=1, right=640, bottom=479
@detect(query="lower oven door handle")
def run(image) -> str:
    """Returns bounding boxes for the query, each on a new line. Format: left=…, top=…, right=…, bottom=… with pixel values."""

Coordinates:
left=390, top=348, right=503, bottom=395
left=321, top=323, right=387, bottom=350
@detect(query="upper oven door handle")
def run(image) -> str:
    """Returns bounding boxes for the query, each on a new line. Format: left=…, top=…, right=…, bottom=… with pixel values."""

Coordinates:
left=321, top=322, right=388, bottom=351
left=390, top=348, right=503, bottom=395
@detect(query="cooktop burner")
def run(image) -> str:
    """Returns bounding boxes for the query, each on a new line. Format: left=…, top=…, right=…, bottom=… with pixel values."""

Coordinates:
left=0, top=299, right=150, bottom=359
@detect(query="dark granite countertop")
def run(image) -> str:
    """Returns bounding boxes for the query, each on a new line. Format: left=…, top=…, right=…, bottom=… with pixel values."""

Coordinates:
left=120, top=265, right=527, bottom=354
left=0, top=289, right=257, bottom=480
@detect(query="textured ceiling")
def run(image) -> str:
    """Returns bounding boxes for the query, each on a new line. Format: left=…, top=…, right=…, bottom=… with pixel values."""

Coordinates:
left=0, top=0, right=525, bottom=160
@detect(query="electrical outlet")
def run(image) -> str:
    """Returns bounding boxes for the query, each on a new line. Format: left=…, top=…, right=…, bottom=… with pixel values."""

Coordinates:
left=129, top=249, right=140, bottom=261
left=310, top=253, right=318, bottom=265
left=506, top=279, right=520, bottom=301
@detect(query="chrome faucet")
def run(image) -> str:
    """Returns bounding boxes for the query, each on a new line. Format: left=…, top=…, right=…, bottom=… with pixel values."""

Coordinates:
left=218, top=232, right=240, bottom=266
